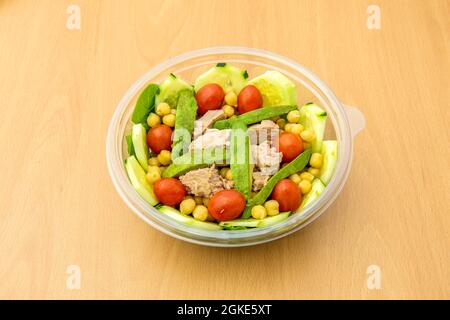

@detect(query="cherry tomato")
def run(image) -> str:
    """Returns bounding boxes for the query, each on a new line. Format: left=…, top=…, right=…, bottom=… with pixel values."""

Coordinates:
left=271, top=179, right=301, bottom=212
left=208, top=190, right=246, bottom=221
left=153, top=178, right=186, bottom=206
left=278, top=132, right=303, bottom=163
left=146, top=124, right=172, bottom=154
left=237, top=85, right=263, bottom=114
left=195, top=83, right=225, bottom=114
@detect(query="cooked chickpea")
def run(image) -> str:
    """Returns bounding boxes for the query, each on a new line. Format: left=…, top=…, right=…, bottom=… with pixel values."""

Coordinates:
left=299, top=179, right=312, bottom=194
left=180, top=198, right=196, bottom=215
left=148, top=156, right=160, bottom=166
left=155, top=102, right=171, bottom=116
left=284, top=123, right=293, bottom=133
left=224, top=91, right=237, bottom=106
left=287, top=110, right=301, bottom=123
left=290, top=123, right=304, bottom=136
left=276, top=118, right=286, bottom=129
left=300, top=130, right=315, bottom=142
left=300, top=172, right=315, bottom=182
left=145, top=166, right=161, bottom=184
left=308, top=167, right=321, bottom=177
left=170, top=108, right=176, bottom=115
left=162, top=114, right=176, bottom=127
left=202, top=197, right=210, bottom=207
left=225, top=169, right=233, bottom=180
left=157, top=150, right=172, bottom=166
left=271, top=116, right=280, bottom=122
left=310, top=153, right=324, bottom=168
left=194, top=196, right=203, bottom=205
left=193, top=205, right=209, bottom=221
left=289, top=173, right=301, bottom=184
left=251, top=205, right=267, bottom=219
left=222, top=105, right=235, bottom=117
left=303, top=142, right=312, bottom=149
left=264, top=200, right=279, bottom=216
left=147, top=113, right=161, bottom=127
left=219, top=167, right=229, bottom=178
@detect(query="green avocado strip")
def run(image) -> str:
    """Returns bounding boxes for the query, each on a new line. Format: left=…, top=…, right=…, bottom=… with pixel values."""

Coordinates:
left=241, top=149, right=312, bottom=218
left=171, top=89, right=198, bottom=160
left=162, top=147, right=229, bottom=178
left=213, top=105, right=297, bottom=129
left=230, top=121, right=251, bottom=200
left=131, top=83, right=159, bottom=125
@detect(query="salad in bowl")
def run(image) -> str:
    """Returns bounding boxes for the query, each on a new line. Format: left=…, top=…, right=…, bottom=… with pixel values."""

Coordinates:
left=123, top=63, right=337, bottom=231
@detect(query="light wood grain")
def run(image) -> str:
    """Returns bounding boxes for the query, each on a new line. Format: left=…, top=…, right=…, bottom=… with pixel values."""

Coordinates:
left=0, top=0, right=449, bottom=299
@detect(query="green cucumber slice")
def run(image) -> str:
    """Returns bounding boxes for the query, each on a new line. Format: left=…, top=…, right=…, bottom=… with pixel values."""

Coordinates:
left=219, top=219, right=261, bottom=228
left=258, top=212, right=291, bottom=227
left=125, top=156, right=158, bottom=206
left=298, top=103, right=328, bottom=152
left=131, top=123, right=149, bottom=171
left=131, top=83, right=159, bottom=125
left=300, top=179, right=325, bottom=209
left=155, top=73, right=193, bottom=108
left=248, top=70, right=297, bottom=107
left=194, top=63, right=248, bottom=94
left=131, top=123, right=148, bottom=172
left=159, top=205, right=222, bottom=230
left=319, top=140, right=338, bottom=185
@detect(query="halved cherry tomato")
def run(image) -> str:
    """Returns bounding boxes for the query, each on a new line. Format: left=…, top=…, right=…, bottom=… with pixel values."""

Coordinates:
left=208, top=190, right=246, bottom=221
left=278, top=132, right=303, bottom=163
left=153, top=178, right=186, bottom=206
left=195, top=83, right=225, bottom=114
left=147, top=124, right=172, bottom=154
left=271, top=179, right=301, bottom=212
left=237, top=85, right=263, bottom=114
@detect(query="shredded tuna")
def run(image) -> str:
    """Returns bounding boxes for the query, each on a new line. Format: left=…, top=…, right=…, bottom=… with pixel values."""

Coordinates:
left=248, top=120, right=280, bottom=147
left=193, top=110, right=227, bottom=139
left=251, top=141, right=282, bottom=175
left=252, top=172, right=270, bottom=191
left=189, top=129, right=231, bottom=151
left=179, top=165, right=233, bottom=198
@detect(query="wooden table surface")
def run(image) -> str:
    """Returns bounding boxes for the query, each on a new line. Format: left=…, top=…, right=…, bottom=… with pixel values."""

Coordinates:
left=0, top=0, right=449, bottom=300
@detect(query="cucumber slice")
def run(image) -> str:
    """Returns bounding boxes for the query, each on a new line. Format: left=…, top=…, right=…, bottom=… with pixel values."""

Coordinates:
left=159, top=205, right=222, bottom=230
left=300, top=179, right=325, bottom=209
left=125, top=156, right=158, bottom=206
left=125, top=134, right=135, bottom=156
left=155, top=74, right=193, bottom=108
left=194, top=63, right=248, bottom=94
left=319, top=140, right=338, bottom=185
left=131, top=123, right=149, bottom=171
left=258, top=212, right=291, bottom=227
left=248, top=70, right=297, bottom=107
left=219, top=219, right=261, bottom=228
left=298, top=103, right=328, bottom=153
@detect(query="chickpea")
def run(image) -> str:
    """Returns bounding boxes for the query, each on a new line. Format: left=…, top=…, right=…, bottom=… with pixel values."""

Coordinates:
left=300, top=130, right=315, bottom=142
left=308, top=167, right=321, bottom=177
left=264, top=200, right=279, bottom=216
left=194, top=196, right=203, bottom=205
left=202, top=197, right=210, bottom=207
left=147, top=113, right=161, bottom=128
left=157, top=150, right=172, bottom=166
left=224, top=91, right=237, bottom=106
left=222, top=105, right=235, bottom=117
left=251, top=205, right=267, bottom=219
left=162, top=114, right=176, bottom=127
left=284, top=123, right=294, bottom=133
left=219, top=167, right=229, bottom=178
left=225, top=169, right=233, bottom=180
left=276, top=118, right=286, bottom=129
left=146, top=166, right=161, bottom=184
left=287, top=110, right=301, bottom=123
left=299, top=179, right=312, bottom=194
left=303, top=142, right=312, bottom=149
left=193, top=205, right=209, bottom=221
left=180, top=198, right=196, bottom=215
left=290, top=123, right=304, bottom=136
left=148, top=156, right=160, bottom=167
left=289, top=173, right=301, bottom=184
left=310, top=153, right=324, bottom=168
left=300, top=172, right=315, bottom=182
left=155, top=102, right=171, bottom=116
left=271, top=116, right=280, bottom=123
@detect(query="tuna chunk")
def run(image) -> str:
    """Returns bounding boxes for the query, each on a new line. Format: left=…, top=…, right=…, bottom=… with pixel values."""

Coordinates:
left=248, top=120, right=280, bottom=147
left=193, top=110, right=227, bottom=139
left=179, top=166, right=233, bottom=198
left=251, top=140, right=282, bottom=175
left=189, top=129, right=231, bottom=151
left=252, top=171, right=271, bottom=191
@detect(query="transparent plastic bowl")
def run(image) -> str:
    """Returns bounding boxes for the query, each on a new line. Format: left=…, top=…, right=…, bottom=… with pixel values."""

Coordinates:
left=106, top=47, right=365, bottom=247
